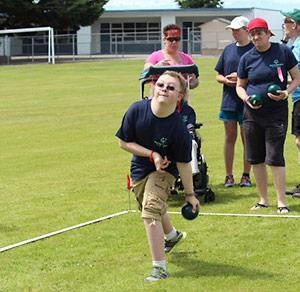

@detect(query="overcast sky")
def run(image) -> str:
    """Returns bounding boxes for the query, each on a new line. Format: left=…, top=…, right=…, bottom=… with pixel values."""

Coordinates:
left=104, top=0, right=297, bottom=12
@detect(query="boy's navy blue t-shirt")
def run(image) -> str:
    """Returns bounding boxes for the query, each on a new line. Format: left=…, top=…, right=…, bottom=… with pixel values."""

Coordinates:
left=116, top=99, right=192, bottom=181
left=238, top=42, right=298, bottom=116
left=215, top=42, right=254, bottom=112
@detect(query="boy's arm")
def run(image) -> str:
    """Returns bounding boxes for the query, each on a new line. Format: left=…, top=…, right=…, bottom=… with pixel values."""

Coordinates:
left=118, top=139, right=152, bottom=158
left=176, top=162, right=200, bottom=210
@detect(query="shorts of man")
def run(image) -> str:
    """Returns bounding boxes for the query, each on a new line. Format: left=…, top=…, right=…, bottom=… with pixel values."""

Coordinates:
left=132, top=171, right=175, bottom=221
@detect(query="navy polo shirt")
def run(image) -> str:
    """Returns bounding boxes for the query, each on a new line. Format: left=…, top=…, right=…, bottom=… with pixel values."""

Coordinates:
left=238, top=42, right=298, bottom=116
left=116, top=99, right=192, bottom=181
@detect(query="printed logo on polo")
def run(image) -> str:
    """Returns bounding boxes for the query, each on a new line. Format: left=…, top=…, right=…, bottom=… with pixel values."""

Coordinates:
left=154, top=137, right=168, bottom=148
left=269, top=59, right=284, bottom=68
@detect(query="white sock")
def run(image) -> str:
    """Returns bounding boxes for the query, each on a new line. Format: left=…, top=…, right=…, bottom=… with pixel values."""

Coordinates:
left=165, top=228, right=177, bottom=241
left=153, top=260, right=166, bottom=271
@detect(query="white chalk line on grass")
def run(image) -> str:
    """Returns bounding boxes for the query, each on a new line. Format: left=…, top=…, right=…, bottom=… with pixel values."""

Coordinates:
left=167, top=211, right=300, bottom=219
left=2, top=209, right=300, bottom=254
left=129, top=209, right=300, bottom=218
left=0, top=210, right=129, bottom=254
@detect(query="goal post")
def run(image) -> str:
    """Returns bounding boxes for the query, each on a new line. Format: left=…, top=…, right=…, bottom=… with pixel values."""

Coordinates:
left=0, top=26, right=55, bottom=64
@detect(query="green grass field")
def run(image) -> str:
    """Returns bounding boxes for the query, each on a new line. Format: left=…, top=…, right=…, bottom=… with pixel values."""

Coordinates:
left=1, top=58, right=300, bottom=291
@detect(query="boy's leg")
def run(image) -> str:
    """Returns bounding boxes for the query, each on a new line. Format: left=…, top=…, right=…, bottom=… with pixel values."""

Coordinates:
left=144, top=218, right=164, bottom=261
left=162, top=213, right=186, bottom=253
left=137, top=171, right=175, bottom=282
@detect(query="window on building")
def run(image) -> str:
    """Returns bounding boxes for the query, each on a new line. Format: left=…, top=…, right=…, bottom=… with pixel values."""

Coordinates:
left=136, top=23, right=147, bottom=40
left=149, top=23, right=160, bottom=40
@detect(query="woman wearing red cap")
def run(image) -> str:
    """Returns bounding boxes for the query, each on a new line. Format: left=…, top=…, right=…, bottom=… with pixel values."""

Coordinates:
left=236, top=17, right=300, bottom=214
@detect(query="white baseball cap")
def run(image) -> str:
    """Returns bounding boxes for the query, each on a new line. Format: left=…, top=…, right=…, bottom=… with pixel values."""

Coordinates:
left=226, top=16, right=249, bottom=30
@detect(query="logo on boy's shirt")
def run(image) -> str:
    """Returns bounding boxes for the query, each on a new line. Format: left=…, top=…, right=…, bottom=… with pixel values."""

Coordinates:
left=154, top=137, right=168, bottom=149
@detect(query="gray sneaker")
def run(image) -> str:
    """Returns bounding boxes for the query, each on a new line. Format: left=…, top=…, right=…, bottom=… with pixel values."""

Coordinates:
left=144, top=266, right=169, bottom=282
left=164, top=231, right=186, bottom=253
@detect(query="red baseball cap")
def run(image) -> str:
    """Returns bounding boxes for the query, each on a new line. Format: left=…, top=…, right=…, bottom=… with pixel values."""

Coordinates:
left=248, top=18, right=275, bottom=36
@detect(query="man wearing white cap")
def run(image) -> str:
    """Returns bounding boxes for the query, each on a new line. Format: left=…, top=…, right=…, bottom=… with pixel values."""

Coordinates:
left=215, top=16, right=253, bottom=188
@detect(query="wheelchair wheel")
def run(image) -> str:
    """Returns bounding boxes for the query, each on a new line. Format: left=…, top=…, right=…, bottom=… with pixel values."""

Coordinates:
left=204, top=189, right=215, bottom=203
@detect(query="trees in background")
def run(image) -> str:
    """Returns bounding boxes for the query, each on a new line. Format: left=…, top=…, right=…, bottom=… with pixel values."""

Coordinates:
left=176, top=0, right=223, bottom=8
left=0, top=0, right=108, bottom=31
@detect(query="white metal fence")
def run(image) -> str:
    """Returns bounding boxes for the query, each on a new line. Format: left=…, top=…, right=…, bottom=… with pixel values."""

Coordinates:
left=0, top=28, right=283, bottom=65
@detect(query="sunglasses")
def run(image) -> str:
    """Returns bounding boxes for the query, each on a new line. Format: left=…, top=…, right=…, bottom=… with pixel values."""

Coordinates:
left=166, top=37, right=181, bottom=42
left=155, top=82, right=178, bottom=92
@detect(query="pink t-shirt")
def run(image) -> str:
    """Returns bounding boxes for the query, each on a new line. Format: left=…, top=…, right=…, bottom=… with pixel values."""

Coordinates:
left=146, top=50, right=195, bottom=65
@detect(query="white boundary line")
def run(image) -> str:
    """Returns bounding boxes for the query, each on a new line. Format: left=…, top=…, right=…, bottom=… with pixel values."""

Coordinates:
left=0, top=210, right=129, bottom=253
left=130, top=209, right=300, bottom=218
left=167, top=211, right=300, bottom=218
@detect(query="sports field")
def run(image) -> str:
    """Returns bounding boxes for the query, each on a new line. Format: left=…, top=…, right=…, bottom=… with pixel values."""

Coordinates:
left=1, top=58, right=300, bottom=291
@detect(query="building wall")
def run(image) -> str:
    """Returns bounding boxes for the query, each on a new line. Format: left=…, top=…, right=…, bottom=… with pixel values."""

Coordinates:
left=77, top=8, right=284, bottom=55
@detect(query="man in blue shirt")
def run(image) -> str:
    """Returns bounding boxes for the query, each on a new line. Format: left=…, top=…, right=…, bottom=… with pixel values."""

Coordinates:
left=281, top=9, right=300, bottom=195
left=116, top=71, right=199, bottom=282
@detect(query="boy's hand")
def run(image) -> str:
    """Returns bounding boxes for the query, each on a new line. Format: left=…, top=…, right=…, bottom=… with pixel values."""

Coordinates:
left=185, top=194, right=200, bottom=213
left=152, top=152, right=171, bottom=172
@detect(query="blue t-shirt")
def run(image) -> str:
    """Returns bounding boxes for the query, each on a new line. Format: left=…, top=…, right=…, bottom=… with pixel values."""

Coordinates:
left=116, top=99, right=192, bottom=181
left=287, top=36, right=300, bottom=103
left=215, top=42, right=254, bottom=112
left=238, top=42, right=298, bottom=116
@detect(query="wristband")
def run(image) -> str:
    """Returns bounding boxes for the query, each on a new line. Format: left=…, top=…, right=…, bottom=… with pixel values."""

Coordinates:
left=149, top=150, right=154, bottom=163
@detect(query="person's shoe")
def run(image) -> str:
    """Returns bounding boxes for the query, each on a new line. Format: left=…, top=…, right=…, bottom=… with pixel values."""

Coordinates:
left=144, top=266, right=169, bottom=282
left=224, top=175, right=234, bottom=187
left=277, top=206, right=290, bottom=214
left=286, top=184, right=300, bottom=195
left=164, top=231, right=186, bottom=253
left=239, top=175, right=251, bottom=187
left=250, top=202, right=268, bottom=210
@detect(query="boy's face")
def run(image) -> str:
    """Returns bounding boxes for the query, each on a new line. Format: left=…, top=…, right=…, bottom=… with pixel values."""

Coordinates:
left=153, top=75, right=183, bottom=105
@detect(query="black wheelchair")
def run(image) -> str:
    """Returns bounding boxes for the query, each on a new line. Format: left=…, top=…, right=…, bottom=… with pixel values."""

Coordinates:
left=139, top=64, right=215, bottom=203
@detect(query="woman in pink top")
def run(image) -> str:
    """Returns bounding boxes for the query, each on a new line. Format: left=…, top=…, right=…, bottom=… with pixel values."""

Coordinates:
left=144, top=24, right=199, bottom=89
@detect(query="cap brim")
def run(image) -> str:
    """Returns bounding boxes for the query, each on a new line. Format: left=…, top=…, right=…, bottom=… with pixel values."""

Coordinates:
left=225, top=25, right=243, bottom=30
left=281, top=11, right=291, bottom=18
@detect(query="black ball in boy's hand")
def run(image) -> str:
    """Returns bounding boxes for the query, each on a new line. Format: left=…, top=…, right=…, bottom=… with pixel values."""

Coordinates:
left=181, top=202, right=199, bottom=220
left=249, top=93, right=263, bottom=106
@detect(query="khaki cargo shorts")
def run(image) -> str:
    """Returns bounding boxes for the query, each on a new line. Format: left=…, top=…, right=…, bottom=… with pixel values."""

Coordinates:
left=132, top=171, right=175, bottom=221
